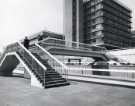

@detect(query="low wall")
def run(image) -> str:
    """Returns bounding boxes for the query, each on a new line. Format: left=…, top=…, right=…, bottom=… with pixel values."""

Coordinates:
left=110, top=65, right=135, bottom=70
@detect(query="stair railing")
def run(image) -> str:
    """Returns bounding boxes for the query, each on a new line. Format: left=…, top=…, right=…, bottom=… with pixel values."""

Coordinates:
left=0, top=48, right=8, bottom=66
left=36, top=42, right=135, bottom=82
left=0, top=42, right=47, bottom=86
left=35, top=43, right=69, bottom=79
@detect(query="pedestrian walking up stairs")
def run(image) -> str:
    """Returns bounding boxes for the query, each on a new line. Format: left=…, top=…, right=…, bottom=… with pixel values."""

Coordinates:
left=0, top=42, right=69, bottom=88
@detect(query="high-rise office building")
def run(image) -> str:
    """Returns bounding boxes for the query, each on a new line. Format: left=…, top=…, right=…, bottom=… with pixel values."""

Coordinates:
left=64, top=0, right=132, bottom=49
left=63, top=0, right=84, bottom=43
left=83, top=0, right=132, bottom=49
left=131, top=30, right=135, bottom=47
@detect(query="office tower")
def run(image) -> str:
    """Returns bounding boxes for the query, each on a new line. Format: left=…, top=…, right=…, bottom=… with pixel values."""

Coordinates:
left=83, top=0, right=132, bottom=49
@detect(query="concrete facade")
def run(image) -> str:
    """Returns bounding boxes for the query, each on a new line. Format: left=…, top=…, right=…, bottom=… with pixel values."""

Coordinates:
left=63, top=0, right=84, bottom=43
left=0, top=52, right=43, bottom=88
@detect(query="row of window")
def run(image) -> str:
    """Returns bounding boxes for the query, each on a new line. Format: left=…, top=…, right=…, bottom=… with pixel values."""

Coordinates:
left=91, top=38, right=103, bottom=44
left=85, top=24, right=131, bottom=39
left=104, top=11, right=131, bottom=28
left=105, top=40, right=130, bottom=47
left=84, top=29, right=104, bottom=37
left=84, top=0, right=103, bottom=7
left=103, top=36, right=131, bottom=47
left=104, top=18, right=131, bottom=33
left=88, top=3, right=103, bottom=12
left=104, top=32, right=131, bottom=41
left=84, top=10, right=104, bottom=22
left=84, top=9, right=131, bottom=29
left=85, top=32, right=132, bottom=47
left=103, top=0, right=131, bottom=16
left=84, top=23, right=131, bottom=39
left=91, top=31, right=104, bottom=38
left=104, top=26, right=131, bottom=38
left=84, top=17, right=104, bottom=25
left=84, top=0, right=131, bottom=19
left=103, top=4, right=131, bottom=22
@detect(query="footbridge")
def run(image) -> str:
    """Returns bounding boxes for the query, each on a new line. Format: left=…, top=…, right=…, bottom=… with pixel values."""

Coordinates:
left=0, top=38, right=135, bottom=89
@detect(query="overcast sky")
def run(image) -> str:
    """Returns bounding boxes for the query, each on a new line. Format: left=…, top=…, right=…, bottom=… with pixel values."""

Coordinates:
left=0, top=0, right=135, bottom=52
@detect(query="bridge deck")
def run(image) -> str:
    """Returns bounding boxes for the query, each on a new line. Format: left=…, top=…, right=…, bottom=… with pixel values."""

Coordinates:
left=0, top=76, right=135, bottom=106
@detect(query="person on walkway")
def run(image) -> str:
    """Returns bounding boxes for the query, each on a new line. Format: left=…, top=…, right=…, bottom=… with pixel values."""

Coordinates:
left=23, top=36, right=30, bottom=49
left=38, top=35, right=43, bottom=42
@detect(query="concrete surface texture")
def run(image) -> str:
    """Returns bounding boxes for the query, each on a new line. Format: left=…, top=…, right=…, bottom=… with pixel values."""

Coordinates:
left=0, top=76, right=135, bottom=106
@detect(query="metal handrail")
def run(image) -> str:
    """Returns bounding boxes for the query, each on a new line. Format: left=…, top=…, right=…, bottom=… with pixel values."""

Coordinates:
left=39, top=37, right=106, bottom=51
left=36, top=43, right=135, bottom=81
left=18, top=42, right=46, bottom=71
left=35, top=43, right=68, bottom=68
left=0, top=42, right=47, bottom=86
left=35, top=43, right=69, bottom=79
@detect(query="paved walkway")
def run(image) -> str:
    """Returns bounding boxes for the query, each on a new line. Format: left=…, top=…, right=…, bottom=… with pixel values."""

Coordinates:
left=0, top=76, right=135, bottom=106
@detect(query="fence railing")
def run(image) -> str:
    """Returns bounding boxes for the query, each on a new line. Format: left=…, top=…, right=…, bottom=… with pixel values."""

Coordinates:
left=39, top=38, right=106, bottom=52
left=36, top=43, right=135, bottom=82
left=67, top=67, right=135, bottom=81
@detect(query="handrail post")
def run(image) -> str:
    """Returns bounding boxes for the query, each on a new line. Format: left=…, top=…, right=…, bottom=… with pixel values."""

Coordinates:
left=44, top=68, right=45, bottom=87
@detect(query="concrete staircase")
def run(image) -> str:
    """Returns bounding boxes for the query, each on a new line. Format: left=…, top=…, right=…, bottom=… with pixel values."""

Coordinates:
left=0, top=42, right=69, bottom=89
left=31, top=49, right=69, bottom=88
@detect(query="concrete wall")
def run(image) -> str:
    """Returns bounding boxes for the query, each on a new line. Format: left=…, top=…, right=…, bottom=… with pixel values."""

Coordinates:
left=0, top=52, right=43, bottom=88
left=63, top=0, right=73, bottom=43
left=63, top=0, right=84, bottom=44
left=108, top=48, right=135, bottom=63
left=77, top=0, right=84, bottom=43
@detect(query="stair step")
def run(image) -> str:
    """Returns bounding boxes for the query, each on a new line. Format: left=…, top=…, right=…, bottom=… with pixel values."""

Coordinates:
left=45, top=71, right=57, bottom=73
left=45, top=82, right=70, bottom=88
left=46, top=69, right=55, bottom=71
left=45, top=72, right=57, bottom=74
left=38, top=73, right=61, bottom=77
left=45, top=75, right=62, bottom=79
left=28, top=47, right=70, bottom=88
left=39, top=77, right=66, bottom=84
left=45, top=77, right=65, bottom=81
left=45, top=79, right=67, bottom=84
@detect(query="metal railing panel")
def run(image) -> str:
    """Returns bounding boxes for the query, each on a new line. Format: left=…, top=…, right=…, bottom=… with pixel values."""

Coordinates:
left=0, top=42, right=47, bottom=86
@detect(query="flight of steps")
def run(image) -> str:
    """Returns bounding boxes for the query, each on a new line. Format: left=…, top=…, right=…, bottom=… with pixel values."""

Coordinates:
left=44, top=70, right=69, bottom=88
left=29, top=47, right=70, bottom=88
left=16, top=51, right=46, bottom=88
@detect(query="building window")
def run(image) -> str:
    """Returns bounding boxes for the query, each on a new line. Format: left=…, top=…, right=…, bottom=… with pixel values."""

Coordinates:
left=95, top=24, right=103, bottom=30
left=95, top=31, right=103, bottom=37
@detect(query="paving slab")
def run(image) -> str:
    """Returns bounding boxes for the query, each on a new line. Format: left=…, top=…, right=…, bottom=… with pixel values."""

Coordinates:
left=0, top=76, right=135, bottom=106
